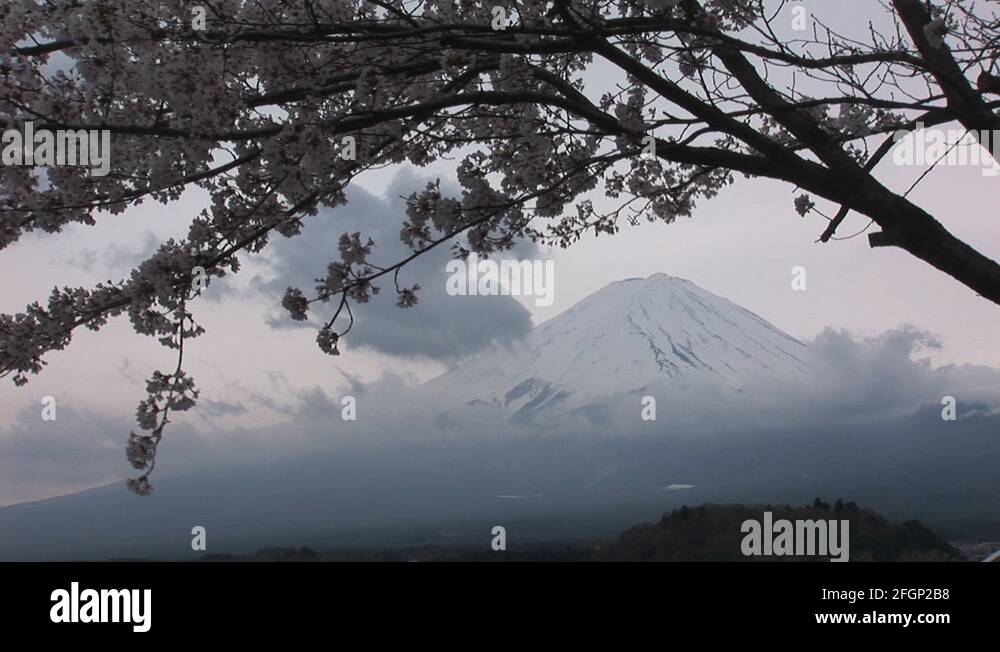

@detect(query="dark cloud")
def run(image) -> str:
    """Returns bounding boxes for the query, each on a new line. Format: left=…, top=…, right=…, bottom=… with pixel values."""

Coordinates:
left=0, top=405, right=128, bottom=484
left=291, top=385, right=343, bottom=421
left=0, top=402, right=245, bottom=495
left=257, top=169, right=536, bottom=360
left=199, top=399, right=249, bottom=418
left=233, top=379, right=364, bottom=422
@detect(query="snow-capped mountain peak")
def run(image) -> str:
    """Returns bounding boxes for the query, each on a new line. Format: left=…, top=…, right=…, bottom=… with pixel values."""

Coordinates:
left=427, top=273, right=810, bottom=418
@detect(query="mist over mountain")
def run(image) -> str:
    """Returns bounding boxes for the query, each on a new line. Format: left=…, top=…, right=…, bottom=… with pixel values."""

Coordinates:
left=3, top=274, right=1000, bottom=560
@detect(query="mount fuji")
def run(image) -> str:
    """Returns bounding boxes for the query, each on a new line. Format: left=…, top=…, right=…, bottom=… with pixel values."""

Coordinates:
left=5, top=274, right=1000, bottom=561
left=428, top=273, right=811, bottom=420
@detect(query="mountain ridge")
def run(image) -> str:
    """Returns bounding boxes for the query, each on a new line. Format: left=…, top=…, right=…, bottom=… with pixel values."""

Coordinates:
left=428, top=273, right=811, bottom=420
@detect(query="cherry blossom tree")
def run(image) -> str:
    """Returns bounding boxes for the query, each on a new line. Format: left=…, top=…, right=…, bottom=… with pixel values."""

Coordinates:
left=3, top=0, right=1000, bottom=492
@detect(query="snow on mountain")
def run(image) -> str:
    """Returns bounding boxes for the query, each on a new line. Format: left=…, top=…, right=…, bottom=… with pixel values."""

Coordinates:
left=427, top=273, right=810, bottom=420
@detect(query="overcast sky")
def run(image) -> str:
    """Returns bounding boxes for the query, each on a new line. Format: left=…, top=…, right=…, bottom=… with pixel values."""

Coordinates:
left=3, top=1, right=1000, bottom=506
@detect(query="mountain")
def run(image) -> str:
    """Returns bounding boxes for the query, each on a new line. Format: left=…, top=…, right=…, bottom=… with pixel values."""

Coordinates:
left=4, top=273, right=1000, bottom=561
left=427, top=273, right=811, bottom=420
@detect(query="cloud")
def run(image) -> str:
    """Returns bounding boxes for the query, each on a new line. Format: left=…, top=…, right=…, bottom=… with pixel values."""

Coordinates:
left=0, top=405, right=127, bottom=485
left=747, top=324, right=1000, bottom=427
left=256, top=168, right=536, bottom=360
left=199, top=399, right=248, bottom=418
left=6, top=323, right=1000, bottom=510
left=60, top=232, right=161, bottom=279
left=557, top=324, right=1000, bottom=434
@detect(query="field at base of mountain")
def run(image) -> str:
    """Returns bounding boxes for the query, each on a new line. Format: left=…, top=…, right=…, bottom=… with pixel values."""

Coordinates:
left=155, top=501, right=965, bottom=562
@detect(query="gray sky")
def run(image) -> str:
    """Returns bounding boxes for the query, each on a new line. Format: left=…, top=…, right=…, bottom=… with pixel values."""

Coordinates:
left=2, top=153, right=997, bottom=507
